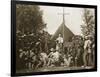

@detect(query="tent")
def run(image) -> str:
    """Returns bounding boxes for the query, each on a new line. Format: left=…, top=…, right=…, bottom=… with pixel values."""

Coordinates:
left=51, top=22, right=74, bottom=43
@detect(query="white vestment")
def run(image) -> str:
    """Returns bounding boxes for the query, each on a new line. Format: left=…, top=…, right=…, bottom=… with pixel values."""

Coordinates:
left=56, top=37, right=63, bottom=44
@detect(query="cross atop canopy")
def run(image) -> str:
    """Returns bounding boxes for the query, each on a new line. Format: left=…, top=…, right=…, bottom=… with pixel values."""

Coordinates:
left=58, top=7, right=70, bottom=24
left=58, top=7, right=70, bottom=42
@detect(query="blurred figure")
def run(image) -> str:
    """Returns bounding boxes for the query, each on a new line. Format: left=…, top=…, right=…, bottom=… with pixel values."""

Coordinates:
left=48, top=48, right=61, bottom=66
left=40, top=52, right=48, bottom=67
left=83, top=36, right=92, bottom=67
left=47, top=48, right=55, bottom=66
left=92, top=41, right=95, bottom=66
left=87, top=36, right=92, bottom=66
left=53, top=50, right=61, bottom=66
left=56, top=40, right=59, bottom=51
left=63, top=55, right=72, bottom=67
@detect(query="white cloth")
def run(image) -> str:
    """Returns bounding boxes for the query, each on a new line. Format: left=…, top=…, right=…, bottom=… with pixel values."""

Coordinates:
left=56, top=44, right=59, bottom=50
left=64, top=57, right=72, bottom=66
left=52, top=52, right=60, bottom=61
left=84, top=40, right=92, bottom=53
left=40, top=53, right=48, bottom=61
left=48, top=52, right=54, bottom=58
left=56, top=37, right=63, bottom=43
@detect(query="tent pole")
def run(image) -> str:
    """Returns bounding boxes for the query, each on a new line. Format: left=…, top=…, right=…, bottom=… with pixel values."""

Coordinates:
left=63, top=7, right=65, bottom=52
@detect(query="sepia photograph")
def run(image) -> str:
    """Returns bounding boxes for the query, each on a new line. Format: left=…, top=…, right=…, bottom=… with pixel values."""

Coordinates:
left=12, top=1, right=97, bottom=76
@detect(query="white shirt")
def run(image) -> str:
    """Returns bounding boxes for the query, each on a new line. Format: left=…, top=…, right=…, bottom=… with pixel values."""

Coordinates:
left=56, top=36, right=63, bottom=43
left=84, top=39, right=92, bottom=53
left=84, top=40, right=91, bottom=49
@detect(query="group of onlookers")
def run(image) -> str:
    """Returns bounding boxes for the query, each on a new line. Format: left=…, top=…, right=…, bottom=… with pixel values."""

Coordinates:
left=18, top=34, right=95, bottom=70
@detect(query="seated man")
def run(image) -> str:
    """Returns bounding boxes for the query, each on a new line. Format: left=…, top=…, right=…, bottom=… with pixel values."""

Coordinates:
left=63, top=55, right=72, bottom=67
left=48, top=48, right=61, bottom=66
left=39, top=52, right=48, bottom=67
left=47, top=48, right=55, bottom=66
left=52, top=50, right=61, bottom=66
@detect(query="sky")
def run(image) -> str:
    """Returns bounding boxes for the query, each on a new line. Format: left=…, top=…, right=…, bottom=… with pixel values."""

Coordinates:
left=40, top=5, right=94, bottom=35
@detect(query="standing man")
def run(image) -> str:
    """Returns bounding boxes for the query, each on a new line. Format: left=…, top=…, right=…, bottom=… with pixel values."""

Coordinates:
left=92, top=40, right=95, bottom=66
left=83, top=36, right=92, bottom=67
left=87, top=36, right=92, bottom=66
left=83, top=36, right=88, bottom=67
left=56, top=34, right=63, bottom=52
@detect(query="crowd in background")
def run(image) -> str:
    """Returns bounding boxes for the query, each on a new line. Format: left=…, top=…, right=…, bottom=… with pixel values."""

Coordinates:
left=17, top=34, right=95, bottom=71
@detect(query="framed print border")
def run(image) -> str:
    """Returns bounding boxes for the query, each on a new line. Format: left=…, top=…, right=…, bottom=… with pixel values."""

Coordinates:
left=11, top=0, right=97, bottom=76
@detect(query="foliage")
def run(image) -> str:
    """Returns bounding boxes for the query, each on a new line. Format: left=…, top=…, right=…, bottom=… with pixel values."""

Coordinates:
left=81, top=9, right=95, bottom=37
left=16, top=4, right=49, bottom=70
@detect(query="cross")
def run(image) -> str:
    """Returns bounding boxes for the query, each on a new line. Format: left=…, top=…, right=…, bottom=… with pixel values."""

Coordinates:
left=58, top=7, right=69, bottom=25
left=58, top=7, right=70, bottom=40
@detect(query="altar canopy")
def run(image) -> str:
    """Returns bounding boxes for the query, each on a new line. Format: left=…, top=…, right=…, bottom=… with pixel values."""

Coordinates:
left=51, top=22, right=74, bottom=42
left=51, top=8, right=74, bottom=43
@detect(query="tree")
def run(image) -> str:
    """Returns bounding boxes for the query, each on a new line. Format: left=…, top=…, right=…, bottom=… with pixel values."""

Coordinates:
left=16, top=4, right=46, bottom=70
left=16, top=4, right=46, bottom=34
left=81, top=8, right=95, bottom=37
